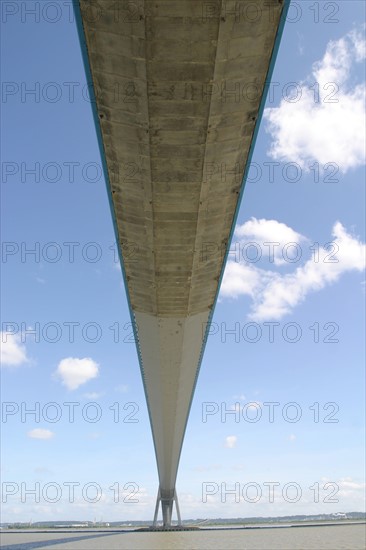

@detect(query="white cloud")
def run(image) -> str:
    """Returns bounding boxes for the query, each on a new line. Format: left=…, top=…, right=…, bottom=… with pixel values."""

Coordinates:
left=0, top=332, right=28, bottom=367
left=221, top=220, right=365, bottom=321
left=338, top=477, right=365, bottom=491
left=28, top=429, right=54, bottom=440
left=264, top=28, right=366, bottom=173
left=193, top=464, right=222, bottom=472
left=225, top=435, right=237, bottom=448
left=233, top=394, right=246, bottom=401
left=338, top=477, right=366, bottom=490
left=84, top=391, right=104, bottom=400
left=87, top=432, right=101, bottom=440
left=297, top=31, right=304, bottom=56
left=221, top=261, right=263, bottom=299
left=55, top=357, right=99, bottom=390
left=289, top=434, right=296, bottom=441
left=34, top=466, right=53, bottom=474
left=231, top=401, right=263, bottom=416
left=234, top=217, right=306, bottom=266
left=115, top=384, right=129, bottom=393
left=252, top=222, right=365, bottom=321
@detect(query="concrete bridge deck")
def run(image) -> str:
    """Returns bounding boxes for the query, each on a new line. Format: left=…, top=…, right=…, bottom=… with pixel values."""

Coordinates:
left=75, top=0, right=288, bottom=526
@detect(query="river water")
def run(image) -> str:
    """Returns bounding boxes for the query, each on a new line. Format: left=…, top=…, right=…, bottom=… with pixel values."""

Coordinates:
left=1, top=524, right=365, bottom=549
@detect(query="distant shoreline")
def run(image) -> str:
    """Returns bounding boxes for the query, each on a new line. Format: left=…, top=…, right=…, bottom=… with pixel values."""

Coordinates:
left=2, top=520, right=365, bottom=534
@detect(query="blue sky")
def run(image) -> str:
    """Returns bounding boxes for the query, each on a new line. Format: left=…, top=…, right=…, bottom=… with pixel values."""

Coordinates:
left=1, top=1, right=365, bottom=522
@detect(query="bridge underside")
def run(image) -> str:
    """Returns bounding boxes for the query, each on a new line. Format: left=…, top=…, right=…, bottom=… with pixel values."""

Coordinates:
left=77, top=0, right=287, bottom=526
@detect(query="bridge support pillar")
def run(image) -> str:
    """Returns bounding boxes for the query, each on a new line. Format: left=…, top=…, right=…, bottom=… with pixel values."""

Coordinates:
left=153, top=488, right=181, bottom=528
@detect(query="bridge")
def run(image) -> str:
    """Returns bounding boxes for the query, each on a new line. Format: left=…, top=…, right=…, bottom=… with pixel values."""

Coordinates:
left=74, top=0, right=289, bottom=528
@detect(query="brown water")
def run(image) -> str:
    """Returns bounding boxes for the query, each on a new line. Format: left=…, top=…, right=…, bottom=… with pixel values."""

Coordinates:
left=1, top=524, right=365, bottom=549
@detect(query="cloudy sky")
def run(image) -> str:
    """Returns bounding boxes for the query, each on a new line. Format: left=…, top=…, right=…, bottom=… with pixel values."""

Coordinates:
left=1, top=1, right=365, bottom=523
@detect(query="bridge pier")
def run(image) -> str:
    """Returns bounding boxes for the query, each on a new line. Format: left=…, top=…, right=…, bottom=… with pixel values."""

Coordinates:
left=153, top=488, right=181, bottom=528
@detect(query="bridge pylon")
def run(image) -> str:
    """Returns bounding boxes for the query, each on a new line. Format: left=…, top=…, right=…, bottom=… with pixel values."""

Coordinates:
left=153, top=488, right=181, bottom=528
